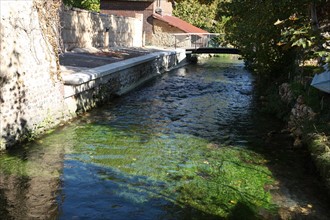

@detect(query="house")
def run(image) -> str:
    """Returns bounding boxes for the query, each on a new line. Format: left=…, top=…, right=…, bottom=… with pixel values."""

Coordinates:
left=100, top=0, right=208, bottom=47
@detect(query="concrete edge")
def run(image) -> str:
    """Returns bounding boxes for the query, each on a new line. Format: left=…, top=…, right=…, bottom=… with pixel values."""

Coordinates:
left=62, top=51, right=176, bottom=85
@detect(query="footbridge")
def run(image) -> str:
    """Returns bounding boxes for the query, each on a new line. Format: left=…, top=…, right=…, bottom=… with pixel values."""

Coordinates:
left=172, top=33, right=240, bottom=55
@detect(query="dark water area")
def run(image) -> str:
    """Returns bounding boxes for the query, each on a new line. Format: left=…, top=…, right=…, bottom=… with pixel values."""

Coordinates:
left=0, top=56, right=329, bottom=219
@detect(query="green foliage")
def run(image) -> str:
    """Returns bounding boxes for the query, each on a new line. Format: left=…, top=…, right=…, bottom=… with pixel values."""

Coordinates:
left=63, top=0, right=100, bottom=12
left=219, top=0, right=330, bottom=77
left=219, top=0, right=300, bottom=77
left=173, top=0, right=218, bottom=32
left=173, top=0, right=228, bottom=44
left=275, top=1, right=330, bottom=64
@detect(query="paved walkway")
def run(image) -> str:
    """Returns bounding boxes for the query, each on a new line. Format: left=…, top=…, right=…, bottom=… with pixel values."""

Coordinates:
left=59, top=47, right=166, bottom=75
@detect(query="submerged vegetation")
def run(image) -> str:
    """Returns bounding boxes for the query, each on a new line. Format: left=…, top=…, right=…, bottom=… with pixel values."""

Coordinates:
left=0, top=123, right=277, bottom=218
left=79, top=130, right=276, bottom=217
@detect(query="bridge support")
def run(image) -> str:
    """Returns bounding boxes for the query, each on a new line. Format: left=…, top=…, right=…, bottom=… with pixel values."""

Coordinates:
left=186, top=54, right=198, bottom=63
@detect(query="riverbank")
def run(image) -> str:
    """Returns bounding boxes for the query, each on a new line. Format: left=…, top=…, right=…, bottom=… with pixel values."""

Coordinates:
left=259, top=77, right=330, bottom=195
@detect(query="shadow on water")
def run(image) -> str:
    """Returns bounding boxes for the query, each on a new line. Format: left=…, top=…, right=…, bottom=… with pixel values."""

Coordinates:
left=243, top=111, right=330, bottom=219
left=59, top=158, right=223, bottom=220
left=0, top=56, right=329, bottom=219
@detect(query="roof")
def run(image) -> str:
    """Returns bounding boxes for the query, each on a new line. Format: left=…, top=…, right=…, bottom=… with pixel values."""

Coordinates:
left=153, top=13, right=209, bottom=34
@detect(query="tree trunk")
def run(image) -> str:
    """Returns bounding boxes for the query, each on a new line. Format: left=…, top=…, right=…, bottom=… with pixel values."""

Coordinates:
left=310, top=1, right=319, bottom=32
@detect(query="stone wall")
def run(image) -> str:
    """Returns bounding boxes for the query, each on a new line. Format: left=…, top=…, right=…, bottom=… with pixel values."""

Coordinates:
left=100, top=0, right=175, bottom=45
left=100, top=0, right=153, bottom=45
left=279, top=83, right=316, bottom=147
left=279, top=82, right=330, bottom=193
left=157, top=0, right=174, bottom=16
left=0, top=0, right=69, bottom=149
left=152, top=19, right=189, bottom=48
left=306, top=134, right=330, bottom=194
left=108, top=13, right=143, bottom=48
left=60, top=6, right=143, bottom=50
left=0, top=1, right=183, bottom=150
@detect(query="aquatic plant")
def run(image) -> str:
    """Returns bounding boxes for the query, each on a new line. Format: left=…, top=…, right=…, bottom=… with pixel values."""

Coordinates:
left=67, top=124, right=277, bottom=218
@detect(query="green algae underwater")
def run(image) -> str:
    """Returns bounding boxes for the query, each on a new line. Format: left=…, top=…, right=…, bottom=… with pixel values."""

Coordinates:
left=0, top=125, right=277, bottom=219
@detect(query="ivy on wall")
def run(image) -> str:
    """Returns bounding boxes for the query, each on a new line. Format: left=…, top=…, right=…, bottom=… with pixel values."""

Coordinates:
left=63, top=0, right=100, bottom=12
left=34, top=0, right=62, bottom=80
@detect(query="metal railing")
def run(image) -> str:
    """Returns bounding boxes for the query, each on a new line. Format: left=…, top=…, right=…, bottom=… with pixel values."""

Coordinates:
left=172, top=33, right=222, bottom=49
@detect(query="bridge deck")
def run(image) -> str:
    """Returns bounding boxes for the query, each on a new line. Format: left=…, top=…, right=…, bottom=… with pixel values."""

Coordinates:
left=186, top=47, right=240, bottom=54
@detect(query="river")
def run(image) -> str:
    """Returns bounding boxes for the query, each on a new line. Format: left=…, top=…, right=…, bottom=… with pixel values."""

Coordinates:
left=0, top=56, right=329, bottom=219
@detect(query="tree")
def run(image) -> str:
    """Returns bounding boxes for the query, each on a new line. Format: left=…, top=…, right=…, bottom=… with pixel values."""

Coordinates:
left=275, top=0, right=330, bottom=65
left=173, top=0, right=230, bottom=45
left=219, top=0, right=330, bottom=78
left=63, top=0, right=100, bottom=12
left=173, top=0, right=218, bottom=31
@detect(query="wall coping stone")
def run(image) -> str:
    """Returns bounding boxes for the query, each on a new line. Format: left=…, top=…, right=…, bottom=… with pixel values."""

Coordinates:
left=62, top=50, right=176, bottom=86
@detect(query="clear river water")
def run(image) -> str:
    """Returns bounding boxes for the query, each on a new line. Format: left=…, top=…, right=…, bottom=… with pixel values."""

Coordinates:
left=0, top=56, right=329, bottom=219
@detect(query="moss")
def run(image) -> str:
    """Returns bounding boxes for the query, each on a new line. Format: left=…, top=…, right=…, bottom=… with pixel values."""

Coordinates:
left=308, top=135, right=330, bottom=155
left=305, top=134, right=330, bottom=192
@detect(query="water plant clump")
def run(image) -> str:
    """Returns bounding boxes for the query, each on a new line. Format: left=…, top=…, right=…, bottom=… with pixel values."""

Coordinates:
left=67, top=124, right=277, bottom=218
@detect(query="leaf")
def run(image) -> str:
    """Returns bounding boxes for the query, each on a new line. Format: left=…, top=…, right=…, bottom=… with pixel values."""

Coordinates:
left=274, top=19, right=284, bottom=25
left=293, top=30, right=307, bottom=35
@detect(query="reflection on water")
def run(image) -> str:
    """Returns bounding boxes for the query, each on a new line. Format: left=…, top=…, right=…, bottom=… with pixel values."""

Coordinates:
left=1, top=56, right=328, bottom=219
left=0, top=141, right=65, bottom=219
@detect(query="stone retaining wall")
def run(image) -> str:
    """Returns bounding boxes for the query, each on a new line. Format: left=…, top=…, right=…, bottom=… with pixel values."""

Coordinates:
left=0, top=1, right=184, bottom=150
left=279, top=83, right=330, bottom=193
left=60, top=6, right=143, bottom=50
left=0, top=0, right=69, bottom=149
left=63, top=51, right=185, bottom=113
left=279, top=83, right=316, bottom=147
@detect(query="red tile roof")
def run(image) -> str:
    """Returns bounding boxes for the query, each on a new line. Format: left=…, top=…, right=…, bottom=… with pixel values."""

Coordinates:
left=153, top=13, right=209, bottom=34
